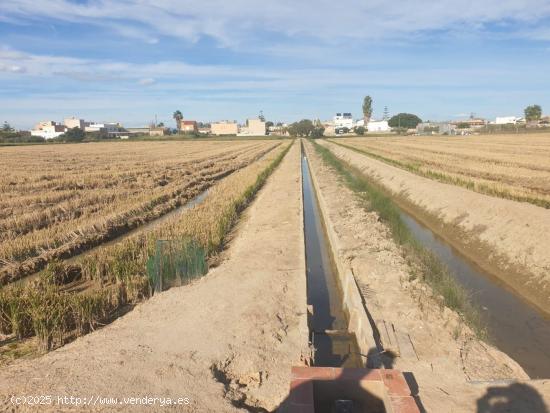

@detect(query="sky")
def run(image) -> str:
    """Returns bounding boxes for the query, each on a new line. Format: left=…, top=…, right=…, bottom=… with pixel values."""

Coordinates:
left=1, top=0, right=550, bottom=129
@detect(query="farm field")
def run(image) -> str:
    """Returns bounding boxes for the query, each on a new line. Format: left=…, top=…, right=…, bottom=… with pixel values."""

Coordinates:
left=333, top=133, right=550, bottom=208
left=0, top=140, right=279, bottom=284
left=318, top=139, right=550, bottom=317
left=0, top=139, right=288, bottom=359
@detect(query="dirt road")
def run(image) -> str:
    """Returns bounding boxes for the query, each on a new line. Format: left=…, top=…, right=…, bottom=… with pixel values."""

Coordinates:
left=0, top=142, right=308, bottom=412
left=319, top=139, right=550, bottom=316
left=304, top=140, right=550, bottom=411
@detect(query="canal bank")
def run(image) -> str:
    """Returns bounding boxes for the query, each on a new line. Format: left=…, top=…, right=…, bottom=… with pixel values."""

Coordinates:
left=301, top=142, right=363, bottom=368
left=302, top=140, right=550, bottom=412
left=317, top=139, right=550, bottom=380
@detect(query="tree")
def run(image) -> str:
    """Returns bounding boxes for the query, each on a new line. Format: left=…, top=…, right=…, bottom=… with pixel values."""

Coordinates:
left=355, top=126, right=366, bottom=136
left=265, top=121, right=274, bottom=128
left=287, top=119, right=315, bottom=137
left=59, top=127, right=85, bottom=142
left=172, top=110, right=183, bottom=133
left=388, top=113, right=422, bottom=129
left=362, top=96, right=373, bottom=121
left=310, top=126, right=325, bottom=138
left=524, top=105, right=542, bottom=122
left=2, top=121, right=13, bottom=132
left=457, top=122, right=470, bottom=129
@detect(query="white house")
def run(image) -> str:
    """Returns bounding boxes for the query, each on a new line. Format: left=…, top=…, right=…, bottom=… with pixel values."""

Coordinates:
left=367, top=120, right=391, bottom=132
left=31, top=121, right=67, bottom=139
left=356, top=119, right=391, bottom=132
left=334, top=112, right=354, bottom=132
left=495, top=116, right=521, bottom=125
left=85, top=122, right=119, bottom=133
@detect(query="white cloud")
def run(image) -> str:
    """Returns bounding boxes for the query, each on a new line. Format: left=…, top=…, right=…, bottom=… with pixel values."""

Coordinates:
left=1, top=0, right=550, bottom=47
left=138, top=77, right=156, bottom=85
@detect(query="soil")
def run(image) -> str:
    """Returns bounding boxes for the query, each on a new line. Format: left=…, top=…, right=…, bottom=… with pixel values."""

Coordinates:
left=0, top=142, right=309, bottom=412
left=319, top=140, right=550, bottom=318
left=304, top=140, right=550, bottom=412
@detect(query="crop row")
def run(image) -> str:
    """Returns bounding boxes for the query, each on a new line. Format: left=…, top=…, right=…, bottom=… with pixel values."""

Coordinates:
left=0, top=142, right=279, bottom=283
left=0, top=141, right=291, bottom=356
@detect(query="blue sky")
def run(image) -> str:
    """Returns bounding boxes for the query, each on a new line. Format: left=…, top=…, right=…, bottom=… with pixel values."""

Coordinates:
left=1, top=0, right=550, bottom=129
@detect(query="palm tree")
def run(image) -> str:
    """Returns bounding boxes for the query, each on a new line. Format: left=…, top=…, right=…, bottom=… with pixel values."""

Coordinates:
left=173, top=110, right=183, bottom=134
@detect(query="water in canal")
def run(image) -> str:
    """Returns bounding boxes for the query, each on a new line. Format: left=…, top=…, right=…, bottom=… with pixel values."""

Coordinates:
left=301, top=148, right=362, bottom=368
left=400, top=211, right=550, bottom=379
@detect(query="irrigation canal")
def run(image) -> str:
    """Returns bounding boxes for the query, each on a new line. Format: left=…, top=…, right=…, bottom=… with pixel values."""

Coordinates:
left=301, top=145, right=363, bottom=368
left=400, top=211, right=550, bottom=379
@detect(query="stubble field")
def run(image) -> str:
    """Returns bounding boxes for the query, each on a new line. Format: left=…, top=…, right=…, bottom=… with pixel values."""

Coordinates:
left=0, top=140, right=279, bottom=283
left=333, top=133, right=550, bottom=208
left=0, top=139, right=287, bottom=357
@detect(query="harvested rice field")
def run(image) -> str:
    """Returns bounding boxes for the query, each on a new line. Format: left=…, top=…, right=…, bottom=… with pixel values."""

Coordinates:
left=0, top=140, right=279, bottom=284
left=333, top=133, right=550, bottom=208
left=0, top=139, right=286, bottom=357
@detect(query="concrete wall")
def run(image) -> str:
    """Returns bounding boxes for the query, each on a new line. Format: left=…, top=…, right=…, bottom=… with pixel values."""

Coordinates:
left=303, top=140, right=377, bottom=363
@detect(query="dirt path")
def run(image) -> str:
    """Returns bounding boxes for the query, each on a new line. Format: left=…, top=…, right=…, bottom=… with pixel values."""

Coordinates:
left=304, top=140, right=550, bottom=412
left=319, top=139, right=550, bottom=317
left=0, top=142, right=308, bottom=412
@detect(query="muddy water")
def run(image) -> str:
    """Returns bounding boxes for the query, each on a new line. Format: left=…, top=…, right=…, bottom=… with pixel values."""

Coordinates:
left=301, top=149, right=362, bottom=368
left=400, top=212, right=550, bottom=379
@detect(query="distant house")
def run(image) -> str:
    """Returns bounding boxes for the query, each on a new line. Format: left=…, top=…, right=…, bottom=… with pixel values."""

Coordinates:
left=367, top=120, right=391, bottom=132
left=64, top=117, right=85, bottom=130
left=495, top=116, right=522, bottom=125
left=31, top=121, right=67, bottom=139
left=239, top=118, right=266, bottom=136
left=125, top=127, right=150, bottom=135
left=416, top=122, right=455, bottom=135
left=179, top=120, right=198, bottom=133
left=85, top=122, right=118, bottom=133
left=149, top=127, right=166, bottom=137
left=211, top=121, right=239, bottom=135
left=334, top=112, right=354, bottom=133
left=450, top=118, right=487, bottom=128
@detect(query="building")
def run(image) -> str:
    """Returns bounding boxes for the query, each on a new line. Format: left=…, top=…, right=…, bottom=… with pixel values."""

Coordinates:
left=84, top=122, right=118, bottom=133
left=495, top=116, right=525, bottom=125
left=211, top=121, right=239, bottom=136
left=451, top=118, right=487, bottom=128
left=125, top=127, right=150, bottom=135
left=64, top=117, right=85, bottom=130
left=334, top=112, right=354, bottom=132
left=30, top=121, right=67, bottom=139
left=179, top=120, right=198, bottom=133
left=366, top=120, right=391, bottom=132
left=149, top=127, right=166, bottom=137
left=239, top=118, right=266, bottom=136
left=416, top=122, right=455, bottom=135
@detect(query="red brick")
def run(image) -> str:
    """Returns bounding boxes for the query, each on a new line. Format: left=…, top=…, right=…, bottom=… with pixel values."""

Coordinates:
left=289, top=379, right=314, bottom=404
left=382, top=370, right=412, bottom=396
left=390, top=396, right=421, bottom=413
left=338, top=368, right=382, bottom=382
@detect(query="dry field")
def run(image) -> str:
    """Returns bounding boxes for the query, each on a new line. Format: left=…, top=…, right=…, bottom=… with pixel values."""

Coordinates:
left=0, top=139, right=290, bottom=358
left=334, top=133, right=550, bottom=208
left=0, top=140, right=279, bottom=283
